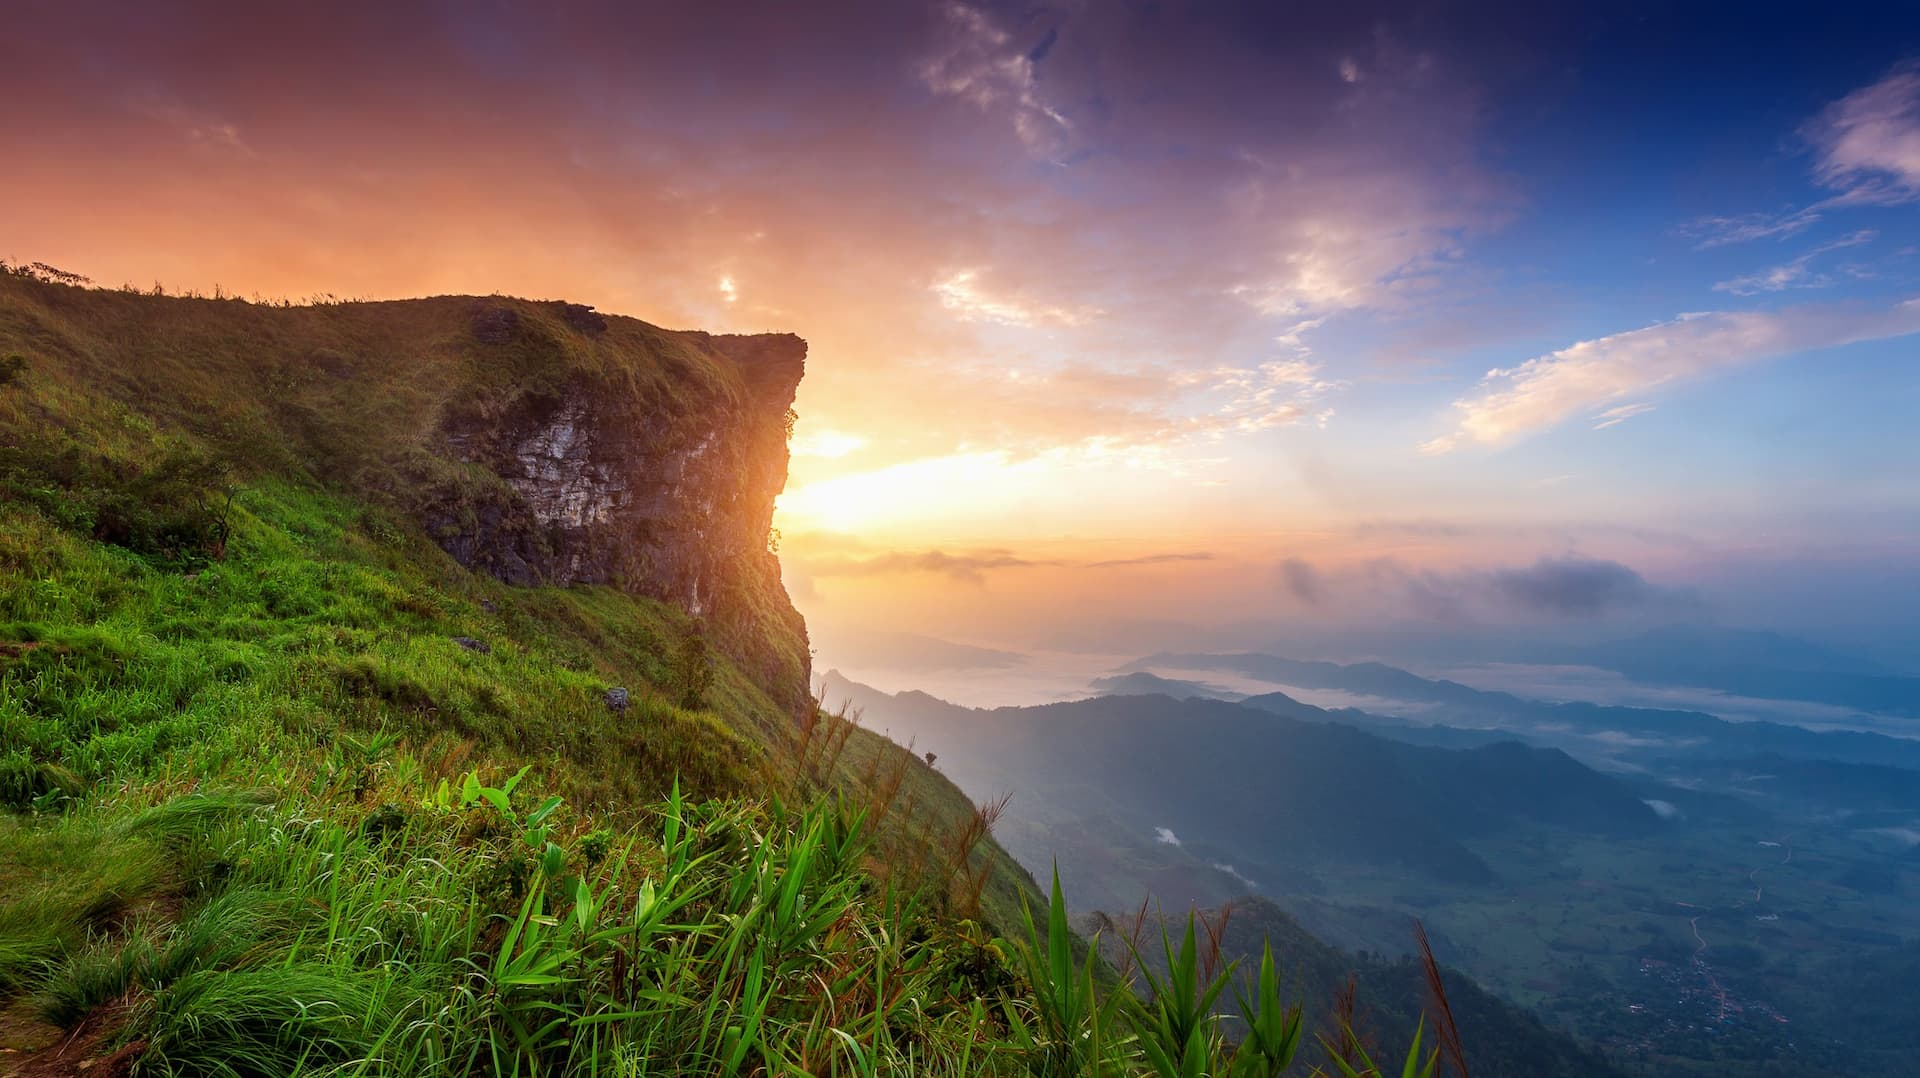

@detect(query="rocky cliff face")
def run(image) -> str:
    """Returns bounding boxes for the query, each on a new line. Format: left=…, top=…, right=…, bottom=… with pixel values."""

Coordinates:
left=429, top=306, right=811, bottom=714
left=0, top=273, right=812, bottom=716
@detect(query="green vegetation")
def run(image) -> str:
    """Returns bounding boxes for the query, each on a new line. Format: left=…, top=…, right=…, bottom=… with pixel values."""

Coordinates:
left=0, top=265, right=1446, bottom=1074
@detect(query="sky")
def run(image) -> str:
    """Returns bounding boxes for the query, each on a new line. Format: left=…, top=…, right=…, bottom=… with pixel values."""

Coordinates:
left=4, top=1, right=1919, bottom=678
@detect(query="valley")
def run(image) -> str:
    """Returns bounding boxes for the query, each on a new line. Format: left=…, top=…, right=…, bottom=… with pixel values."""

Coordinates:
left=831, top=636, right=1920, bottom=1075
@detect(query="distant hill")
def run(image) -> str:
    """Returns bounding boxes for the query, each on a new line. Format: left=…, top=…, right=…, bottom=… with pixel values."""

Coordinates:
left=1577, top=624, right=1891, bottom=677
left=825, top=672, right=1659, bottom=894
left=1090, top=671, right=1244, bottom=700
left=1133, top=650, right=1920, bottom=771
left=1543, top=625, right=1920, bottom=717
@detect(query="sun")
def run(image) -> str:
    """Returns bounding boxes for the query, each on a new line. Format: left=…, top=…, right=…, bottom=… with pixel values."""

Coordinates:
left=776, top=452, right=1018, bottom=537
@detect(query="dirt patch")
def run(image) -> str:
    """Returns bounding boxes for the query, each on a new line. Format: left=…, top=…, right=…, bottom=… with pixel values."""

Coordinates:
left=2, top=1002, right=142, bottom=1078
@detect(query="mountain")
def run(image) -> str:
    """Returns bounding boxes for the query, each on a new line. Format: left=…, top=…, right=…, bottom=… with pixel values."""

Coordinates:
left=1577, top=624, right=1892, bottom=677
left=826, top=672, right=1660, bottom=896
left=1090, top=671, right=1244, bottom=700
left=1136, top=650, right=1920, bottom=772
left=1541, top=625, right=1920, bottom=718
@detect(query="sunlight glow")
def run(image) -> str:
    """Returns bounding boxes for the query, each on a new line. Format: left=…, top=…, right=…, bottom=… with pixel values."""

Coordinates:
left=776, top=441, right=1196, bottom=538
left=790, top=428, right=869, bottom=458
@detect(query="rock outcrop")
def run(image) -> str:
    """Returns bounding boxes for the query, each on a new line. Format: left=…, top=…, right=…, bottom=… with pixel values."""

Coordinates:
left=428, top=306, right=811, bottom=714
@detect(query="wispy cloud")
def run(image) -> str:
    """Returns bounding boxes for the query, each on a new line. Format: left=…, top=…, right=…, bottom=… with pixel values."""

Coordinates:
left=806, top=548, right=1050, bottom=584
left=1807, top=60, right=1920, bottom=206
left=1423, top=296, right=1920, bottom=453
left=1685, top=63, right=1920, bottom=249
left=129, top=94, right=253, bottom=156
left=1713, top=229, right=1877, bottom=295
left=918, top=2, right=1071, bottom=156
left=1592, top=402, right=1655, bottom=430
left=933, top=269, right=1101, bottom=327
left=1681, top=209, right=1822, bottom=250
left=806, top=546, right=1220, bottom=581
left=1181, top=354, right=1345, bottom=434
left=1086, top=552, right=1214, bottom=569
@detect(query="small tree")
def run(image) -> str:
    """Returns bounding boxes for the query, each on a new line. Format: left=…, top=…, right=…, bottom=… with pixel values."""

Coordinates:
left=669, top=629, right=713, bottom=710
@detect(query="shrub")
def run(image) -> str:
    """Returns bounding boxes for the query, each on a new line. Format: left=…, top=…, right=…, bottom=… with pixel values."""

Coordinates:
left=0, top=440, right=239, bottom=564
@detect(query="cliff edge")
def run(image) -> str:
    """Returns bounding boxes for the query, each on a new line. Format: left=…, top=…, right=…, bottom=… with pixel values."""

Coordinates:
left=0, top=272, right=812, bottom=713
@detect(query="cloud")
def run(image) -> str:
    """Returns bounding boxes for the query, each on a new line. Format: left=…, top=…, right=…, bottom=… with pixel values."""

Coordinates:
left=918, top=2, right=1071, bottom=156
left=1681, top=210, right=1822, bottom=250
left=804, top=545, right=1218, bottom=581
left=1807, top=61, right=1920, bottom=206
left=1154, top=826, right=1182, bottom=846
left=1086, top=552, right=1214, bottom=569
left=1424, top=296, right=1920, bottom=452
left=1681, top=63, right=1920, bottom=248
left=806, top=549, right=1049, bottom=584
left=933, top=268, right=1101, bottom=327
left=1592, top=402, right=1655, bottom=430
left=1488, top=556, right=1656, bottom=617
left=129, top=95, right=253, bottom=156
left=1674, top=64, right=1912, bottom=249
left=1321, top=554, right=1685, bottom=623
left=1712, top=229, right=1877, bottom=295
left=1642, top=799, right=1683, bottom=821
left=1349, top=519, right=1466, bottom=539
left=1177, top=355, right=1345, bottom=435
left=1276, top=557, right=1323, bottom=605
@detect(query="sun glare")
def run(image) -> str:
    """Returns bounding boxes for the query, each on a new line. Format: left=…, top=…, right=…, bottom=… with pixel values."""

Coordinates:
left=777, top=451, right=1018, bottom=535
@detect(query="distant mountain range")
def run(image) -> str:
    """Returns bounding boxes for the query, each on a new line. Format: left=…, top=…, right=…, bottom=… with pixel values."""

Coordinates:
left=823, top=671, right=1659, bottom=894
left=1531, top=625, right=1920, bottom=717
left=827, top=671, right=1648, bottom=1077
left=1127, top=648, right=1920, bottom=774
left=825, top=625, right=1920, bottom=1076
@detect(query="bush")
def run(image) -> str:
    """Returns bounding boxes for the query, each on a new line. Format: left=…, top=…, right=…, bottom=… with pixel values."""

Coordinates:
left=669, top=629, right=714, bottom=710
left=0, top=440, right=238, bottom=563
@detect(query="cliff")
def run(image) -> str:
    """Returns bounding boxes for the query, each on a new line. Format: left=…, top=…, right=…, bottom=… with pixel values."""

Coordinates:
left=0, top=272, right=812, bottom=713
left=431, top=309, right=810, bottom=711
